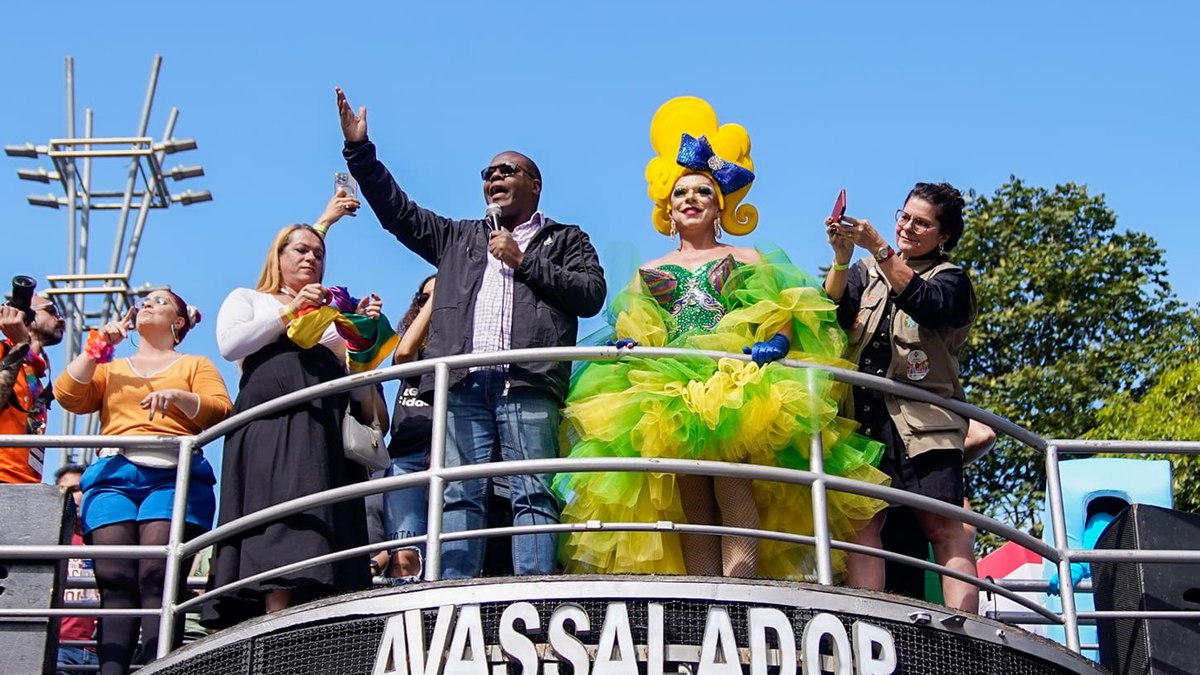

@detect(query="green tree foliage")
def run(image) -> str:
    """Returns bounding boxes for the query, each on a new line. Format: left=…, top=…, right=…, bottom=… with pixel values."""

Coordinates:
left=1084, top=360, right=1200, bottom=511
left=954, top=177, right=1194, bottom=541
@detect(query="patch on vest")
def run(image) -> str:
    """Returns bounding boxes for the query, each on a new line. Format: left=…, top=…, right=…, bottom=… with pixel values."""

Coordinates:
left=906, top=349, right=930, bottom=381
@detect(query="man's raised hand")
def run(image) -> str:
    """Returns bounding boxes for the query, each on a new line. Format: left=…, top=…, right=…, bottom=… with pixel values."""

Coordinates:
left=336, top=88, right=368, bottom=143
left=0, top=305, right=29, bottom=345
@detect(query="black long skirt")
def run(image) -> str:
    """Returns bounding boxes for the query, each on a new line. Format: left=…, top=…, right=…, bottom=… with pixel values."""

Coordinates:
left=201, top=337, right=369, bottom=629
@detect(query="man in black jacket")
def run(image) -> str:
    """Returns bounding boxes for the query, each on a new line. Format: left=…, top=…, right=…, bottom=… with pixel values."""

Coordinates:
left=337, top=88, right=606, bottom=579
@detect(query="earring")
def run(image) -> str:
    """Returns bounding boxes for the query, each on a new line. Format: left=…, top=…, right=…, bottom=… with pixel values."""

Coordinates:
left=714, top=216, right=722, bottom=239
left=938, top=241, right=945, bottom=257
left=171, top=324, right=180, bottom=345
left=669, top=221, right=677, bottom=238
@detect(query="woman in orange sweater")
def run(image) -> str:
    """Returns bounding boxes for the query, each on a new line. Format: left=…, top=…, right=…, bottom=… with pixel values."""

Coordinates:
left=55, top=289, right=231, bottom=675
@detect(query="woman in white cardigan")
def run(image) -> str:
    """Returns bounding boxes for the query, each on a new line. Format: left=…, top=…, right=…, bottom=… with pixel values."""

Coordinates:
left=204, top=193, right=389, bottom=628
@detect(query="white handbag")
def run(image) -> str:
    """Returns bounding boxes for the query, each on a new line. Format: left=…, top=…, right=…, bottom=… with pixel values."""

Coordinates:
left=343, top=400, right=389, bottom=470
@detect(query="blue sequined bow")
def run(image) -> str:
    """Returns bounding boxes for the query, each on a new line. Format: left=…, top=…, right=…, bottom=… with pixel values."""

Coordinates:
left=676, top=133, right=755, bottom=195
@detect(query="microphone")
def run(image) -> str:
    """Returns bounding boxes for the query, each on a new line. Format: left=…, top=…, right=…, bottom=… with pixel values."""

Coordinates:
left=485, top=203, right=502, bottom=231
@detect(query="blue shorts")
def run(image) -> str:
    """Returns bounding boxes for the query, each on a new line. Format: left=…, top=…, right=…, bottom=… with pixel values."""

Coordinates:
left=79, top=454, right=217, bottom=534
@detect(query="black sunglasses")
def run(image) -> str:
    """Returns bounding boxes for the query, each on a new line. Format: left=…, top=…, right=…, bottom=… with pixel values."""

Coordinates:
left=31, top=302, right=62, bottom=319
left=416, top=292, right=431, bottom=305
left=480, top=162, right=535, bottom=181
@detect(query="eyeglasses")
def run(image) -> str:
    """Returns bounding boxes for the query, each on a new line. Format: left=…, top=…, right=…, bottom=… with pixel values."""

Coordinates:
left=895, top=209, right=938, bottom=233
left=30, top=303, right=61, bottom=318
left=416, top=292, right=431, bottom=305
left=136, top=296, right=174, bottom=311
left=480, top=162, right=535, bottom=181
left=671, top=185, right=717, bottom=199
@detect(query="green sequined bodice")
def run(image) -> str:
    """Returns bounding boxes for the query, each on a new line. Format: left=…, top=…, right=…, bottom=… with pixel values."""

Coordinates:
left=641, top=256, right=739, bottom=338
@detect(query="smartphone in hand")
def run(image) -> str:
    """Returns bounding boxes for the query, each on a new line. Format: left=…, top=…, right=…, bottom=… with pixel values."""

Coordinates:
left=334, top=172, right=359, bottom=217
left=830, top=188, right=847, bottom=222
left=335, top=172, right=358, bottom=200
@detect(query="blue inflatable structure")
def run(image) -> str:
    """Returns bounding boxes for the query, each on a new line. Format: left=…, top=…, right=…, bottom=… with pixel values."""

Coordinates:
left=1040, top=457, right=1173, bottom=661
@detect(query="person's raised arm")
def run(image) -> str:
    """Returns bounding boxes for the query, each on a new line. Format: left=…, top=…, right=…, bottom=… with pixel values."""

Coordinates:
left=823, top=217, right=856, bottom=301
left=55, top=311, right=132, bottom=414
left=0, top=306, right=31, bottom=409
left=337, top=87, right=456, bottom=266
left=512, top=228, right=606, bottom=318
left=840, top=215, right=916, bottom=293
left=56, top=308, right=133, bottom=413
left=313, top=189, right=362, bottom=237
left=337, top=87, right=369, bottom=144
left=394, top=288, right=434, bottom=365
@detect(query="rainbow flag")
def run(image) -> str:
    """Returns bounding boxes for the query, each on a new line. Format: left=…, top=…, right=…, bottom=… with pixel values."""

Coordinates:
left=286, top=290, right=398, bottom=373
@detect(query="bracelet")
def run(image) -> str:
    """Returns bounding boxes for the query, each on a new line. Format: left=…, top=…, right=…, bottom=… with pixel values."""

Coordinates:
left=84, top=329, right=114, bottom=364
left=280, top=306, right=297, bottom=326
left=832, top=260, right=851, bottom=271
left=312, top=223, right=330, bottom=237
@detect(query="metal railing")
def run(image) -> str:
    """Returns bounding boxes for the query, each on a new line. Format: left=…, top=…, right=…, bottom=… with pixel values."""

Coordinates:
left=3, top=345, right=1199, bottom=663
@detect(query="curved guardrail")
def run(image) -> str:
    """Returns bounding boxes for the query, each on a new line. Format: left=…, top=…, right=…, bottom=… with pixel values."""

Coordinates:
left=3, top=345, right=1200, bottom=663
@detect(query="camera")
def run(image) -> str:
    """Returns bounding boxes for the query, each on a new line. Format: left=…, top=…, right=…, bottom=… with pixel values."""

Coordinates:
left=8, top=275, right=36, bottom=323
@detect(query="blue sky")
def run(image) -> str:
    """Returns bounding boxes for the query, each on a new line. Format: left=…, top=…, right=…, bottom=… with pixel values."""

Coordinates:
left=2, top=2, right=1197, bottom=480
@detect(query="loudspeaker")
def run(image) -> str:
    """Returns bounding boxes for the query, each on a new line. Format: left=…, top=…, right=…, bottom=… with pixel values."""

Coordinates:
left=1092, top=503, right=1200, bottom=675
left=1040, top=458, right=1173, bottom=661
left=0, top=484, right=75, bottom=675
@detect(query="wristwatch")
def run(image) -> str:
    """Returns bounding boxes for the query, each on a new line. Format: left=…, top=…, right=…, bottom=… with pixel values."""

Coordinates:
left=873, top=245, right=895, bottom=263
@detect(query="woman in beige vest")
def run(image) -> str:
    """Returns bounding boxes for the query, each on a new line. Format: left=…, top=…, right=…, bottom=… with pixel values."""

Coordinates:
left=823, top=182, right=979, bottom=612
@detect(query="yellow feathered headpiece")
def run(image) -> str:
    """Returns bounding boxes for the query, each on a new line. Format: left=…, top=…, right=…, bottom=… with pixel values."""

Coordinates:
left=645, top=96, right=758, bottom=237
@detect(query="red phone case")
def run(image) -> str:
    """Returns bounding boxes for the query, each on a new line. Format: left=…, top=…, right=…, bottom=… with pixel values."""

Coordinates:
left=830, top=189, right=847, bottom=221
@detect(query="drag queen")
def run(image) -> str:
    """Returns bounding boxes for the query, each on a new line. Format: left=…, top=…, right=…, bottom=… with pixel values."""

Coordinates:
left=555, top=97, right=888, bottom=579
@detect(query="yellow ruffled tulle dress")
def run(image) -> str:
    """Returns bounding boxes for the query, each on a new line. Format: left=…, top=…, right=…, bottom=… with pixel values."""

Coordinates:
left=553, top=251, right=889, bottom=580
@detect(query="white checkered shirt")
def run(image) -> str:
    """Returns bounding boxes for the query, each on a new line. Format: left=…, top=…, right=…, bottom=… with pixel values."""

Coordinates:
left=471, top=211, right=546, bottom=370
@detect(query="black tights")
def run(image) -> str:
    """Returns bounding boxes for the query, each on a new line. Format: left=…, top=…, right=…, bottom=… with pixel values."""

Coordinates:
left=87, top=520, right=200, bottom=675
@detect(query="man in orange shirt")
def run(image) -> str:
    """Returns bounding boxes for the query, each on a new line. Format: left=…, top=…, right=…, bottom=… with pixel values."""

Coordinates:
left=0, top=291, right=65, bottom=483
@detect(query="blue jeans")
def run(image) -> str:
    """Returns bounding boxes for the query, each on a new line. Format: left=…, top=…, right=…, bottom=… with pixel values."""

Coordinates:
left=441, top=370, right=561, bottom=578
left=382, top=451, right=429, bottom=582
left=57, top=646, right=98, bottom=674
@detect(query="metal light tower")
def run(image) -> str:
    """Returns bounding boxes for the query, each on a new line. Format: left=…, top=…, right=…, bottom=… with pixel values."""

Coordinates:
left=6, top=55, right=211, bottom=464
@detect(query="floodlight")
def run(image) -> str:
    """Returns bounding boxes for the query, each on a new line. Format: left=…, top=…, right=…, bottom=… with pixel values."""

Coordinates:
left=17, top=167, right=60, bottom=183
left=27, top=194, right=63, bottom=209
left=159, top=138, right=198, bottom=154
left=171, top=189, right=212, bottom=206
left=165, top=164, right=204, bottom=180
left=5, top=144, right=41, bottom=158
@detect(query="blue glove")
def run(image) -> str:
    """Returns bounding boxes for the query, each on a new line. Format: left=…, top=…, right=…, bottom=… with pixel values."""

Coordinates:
left=1048, top=511, right=1115, bottom=595
left=605, top=338, right=639, bottom=349
left=742, top=333, right=790, bottom=366
left=1047, top=562, right=1088, bottom=596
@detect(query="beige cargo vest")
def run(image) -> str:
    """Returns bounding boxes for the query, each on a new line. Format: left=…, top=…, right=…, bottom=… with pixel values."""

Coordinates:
left=846, top=256, right=976, bottom=457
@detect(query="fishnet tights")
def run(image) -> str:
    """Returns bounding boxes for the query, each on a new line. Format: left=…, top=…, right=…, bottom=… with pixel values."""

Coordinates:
left=677, top=474, right=759, bottom=577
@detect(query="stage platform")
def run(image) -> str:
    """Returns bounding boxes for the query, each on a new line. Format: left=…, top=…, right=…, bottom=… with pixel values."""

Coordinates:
left=139, top=576, right=1104, bottom=675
